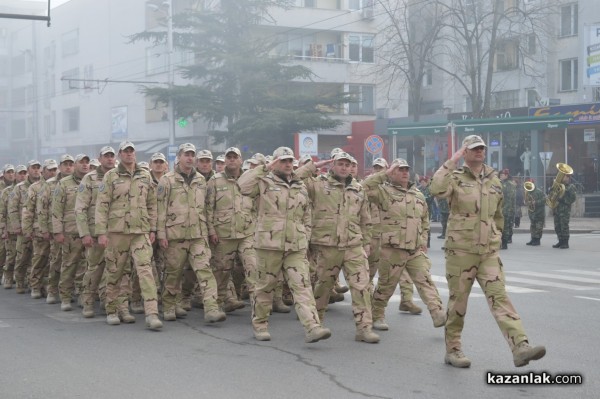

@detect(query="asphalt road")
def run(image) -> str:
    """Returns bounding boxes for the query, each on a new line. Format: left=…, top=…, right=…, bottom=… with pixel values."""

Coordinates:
left=1, top=232, right=599, bottom=399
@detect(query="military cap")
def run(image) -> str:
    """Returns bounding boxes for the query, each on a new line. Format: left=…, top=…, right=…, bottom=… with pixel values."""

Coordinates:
left=247, top=153, right=266, bottom=165
left=299, top=154, right=312, bottom=165
left=43, top=159, right=58, bottom=169
left=330, top=147, right=343, bottom=159
left=349, top=155, right=358, bottom=165
left=265, top=155, right=273, bottom=163
left=373, top=157, right=388, bottom=168
left=119, top=141, right=135, bottom=151
left=15, top=164, right=27, bottom=173
left=462, top=135, right=487, bottom=149
left=60, top=154, right=75, bottom=163
left=90, top=159, right=100, bottom=167
left=138, top=161, right=150, bottom=170
left=28, top=160, right=42, bottom=167
left=4, top=164, right=15, bottom=172
left=178, top=142, right=196, bottom=154
left=75, top=154, right=90, bottom=162
left=196, top=149, right=213, bottom=160
left=150, top=152, right=167, bottom=162
left=0, top=170, right=3, bottom=178
left=390, top=158, right=411, bottom=169
left=215, top=155, right=225, bottom=163
left=225, top=147, right=242, bottom=157
left=333, top=152, right=353, bottom=162
left=273, top=147, right=295, bottom=160
left=100, top=146, right=116, bottom=155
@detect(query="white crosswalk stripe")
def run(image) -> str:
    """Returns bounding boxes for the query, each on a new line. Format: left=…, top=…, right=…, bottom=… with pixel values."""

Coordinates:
left=506, top=271, right=600, bottom=284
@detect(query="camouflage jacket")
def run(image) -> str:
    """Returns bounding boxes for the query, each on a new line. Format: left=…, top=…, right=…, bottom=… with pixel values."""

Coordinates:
left=8, top=177, right=35, bottom=234
left=430, top=160, right=503, bottom=254
left=0, top=183, right=15, bottom=236
left=556, top=183, right=577, bottom=214
left=363, top=171, right=429, bottom=250
left=75, top=168, right=108, bottom=238
left=157, top=167, right=207, bottom=241
left=501, top=179, right=517, bottom=216
left=525, top=187, right=545, bottom=219
left=237, top=165, right=311, bottom=252
left=95, top=163, right=157, bottom=235
left=206, top=168, right=254, bottom=239
left=298, top=162, right=371, bottom=248
left=22, top=178, right=46, bottom=237
left=37, top=173, right=64, bottom=235
left=52, top=174, right=84, bottom=235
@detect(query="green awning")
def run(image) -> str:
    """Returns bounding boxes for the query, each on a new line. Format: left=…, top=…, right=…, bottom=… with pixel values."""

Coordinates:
left=451, top=116, right=571, bottom=133
left=388, top=122, right=447, bottom=136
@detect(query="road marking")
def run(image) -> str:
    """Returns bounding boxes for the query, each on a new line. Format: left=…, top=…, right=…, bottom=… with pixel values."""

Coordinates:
left=574, top=296, right=600, bottom=301
left=430, top=275, right=544, bottom=294
left=502, top=276, right=595, bottom=290
left=556, top=270, right=600, bottom=277
left=507, top=271, right=600, bottom=284
left=0, top=320, right=10, bottom=328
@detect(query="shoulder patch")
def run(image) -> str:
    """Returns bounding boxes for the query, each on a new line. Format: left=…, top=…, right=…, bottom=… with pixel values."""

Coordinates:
left=157, top=185, right=164, bottom=195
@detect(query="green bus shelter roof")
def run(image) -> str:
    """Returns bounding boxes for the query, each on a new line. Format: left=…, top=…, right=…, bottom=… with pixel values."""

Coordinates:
left=388, top=115, right=571, bottom=136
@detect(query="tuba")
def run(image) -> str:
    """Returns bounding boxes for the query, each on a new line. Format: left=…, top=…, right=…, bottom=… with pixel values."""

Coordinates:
left=545, top=163, right=573, bottom=209
left=524, top=181, right=535, bottom=212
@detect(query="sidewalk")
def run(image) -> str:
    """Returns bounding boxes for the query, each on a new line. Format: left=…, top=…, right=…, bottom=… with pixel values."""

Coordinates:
left=429, top=217, right=600, bottom=234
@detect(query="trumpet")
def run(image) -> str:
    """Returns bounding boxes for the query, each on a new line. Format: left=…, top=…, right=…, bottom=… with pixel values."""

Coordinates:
left=545, top=163, right=573, bottom=209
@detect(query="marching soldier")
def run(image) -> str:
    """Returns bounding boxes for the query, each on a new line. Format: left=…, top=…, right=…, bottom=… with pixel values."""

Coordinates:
left=525, top=180, right=545, bottom=246
left=157, top=143, right=226, bottom=323
left=237, top=147, right=331, bottom=343
left=552, top=175, right=577, bottom=249
left=1, top=164, right=18, bottom=288
left=95, top=141, right=162, bottom=330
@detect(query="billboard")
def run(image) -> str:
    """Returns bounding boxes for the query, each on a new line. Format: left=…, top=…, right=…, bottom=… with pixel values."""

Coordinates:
left=584, top=24, right=600, bottom=87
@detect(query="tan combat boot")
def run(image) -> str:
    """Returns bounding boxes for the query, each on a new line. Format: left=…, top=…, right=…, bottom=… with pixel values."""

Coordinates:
left=3, top=272, right=13, bottom=289
left=106, top=313, right=120, bottom=325
left=373, top=319, right=389, bottom=331
left=222, top=299, right=245, bottom=313
left=163, top=308, right=177, bottom=321
left=130, top=301, right=144, bottom=314
left=204, top=309, right=226, bottom=323
left=355, top=327, right=380, bottom=343
left=30, top=289, right=42, bottom=299
left=513, top=341, right=546, bottom=367
left=60, top=300, right=72, bottom=311
left=335, top=283, right=349, bottom=294
left=46, top=293, right=58, bottom=304
left=431, top=310, right=447, bottom=328
left=329, top=289, right=345, bottom=304
left=145, top=314, right=163, bottom=330
left=118, top=309, right=136, bottom=324
left=272, top=298, right=291, bottom=313
left=82, top=304, right=95, bottom=318
left=175, top=305, right=188, bottom=318
left=305, top=326, right=332, bottom=343
left=180, top=298, right=192, bottom=311
left=399, top=301, right=422, bottom=314
left=15, top=287, right=26, bottom=294
left=444, top=350, right=471, bottom=368
left=253, top=328, right=271, bottom=341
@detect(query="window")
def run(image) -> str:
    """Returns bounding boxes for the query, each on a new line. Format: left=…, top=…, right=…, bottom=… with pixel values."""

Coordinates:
left=559, top=58, right=578, bottom=91
left=62, top=29, right=79, bottom=57
left=423, top=66, right=433, bottom=87
left=464, top=0, right=478, bottom=25
left=526, top=88, right=538, bottom=107
left=44, top=111, right=56, bottom=138
left=348, top=34, right=374, bottom=63
left=560, top=3, right=578, bottom=37
left=61, top=68, right=79, bottom=93
left=495, top=40, right=519, bottom=71
left=146, top=44, right=168, bottom=75
left=348, top=85, right=374, bottom=115
left=492, top=90, right=519, bottom=109
left=63, top=107, right=80, bottom=133
left=527, top=33, right=536, bottom=55
left=83, top=64, right=94, bottom=92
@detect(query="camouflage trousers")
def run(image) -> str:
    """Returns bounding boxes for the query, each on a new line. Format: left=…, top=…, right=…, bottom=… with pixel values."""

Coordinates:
left=104, top=233, right=158, bottom=316
left=399, top=269, right=415, bottom=303
left=3, top=234, right=17, bottom=279
left=58, top=235, right=87, bottom=301
left=0, top=235, right=6, bottom=278
left=162, top=238, right=218, bottom=312
left=312, top=245, right=372, bottom=330
left=131, top=253, right=160, bottom=303
left=529, top=213, right=545, bottom=239
left=502, top=213, right=514, bottom=242
left=29, top=236, right=50, bottom=290
left=14, top=235, right=33, bottom=289
left=445, top=250, right=527, bottom=352
left=554, top=212, right=570, bottom=240
left=80, top=242, right=106, bottom=307
left=47, top=240, right=62, bottom=295
left=252, top=249, right=320, bottom=333
left=367, top=236, right=381, bottom=282
left=372, top=247, right=442, bottom=321
left=211, top=236, right=257, bottom=305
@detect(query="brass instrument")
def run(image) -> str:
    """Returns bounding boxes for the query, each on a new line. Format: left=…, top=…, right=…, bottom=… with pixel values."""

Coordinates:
left=545, top=163, right=573, bottom=209
left=524, top=181, right=535, bottom=212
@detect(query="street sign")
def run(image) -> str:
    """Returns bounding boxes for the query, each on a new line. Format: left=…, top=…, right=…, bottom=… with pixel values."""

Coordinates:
left=539, top=151, right=553, bottom=171
left=365, top=135, right=384, bottom=155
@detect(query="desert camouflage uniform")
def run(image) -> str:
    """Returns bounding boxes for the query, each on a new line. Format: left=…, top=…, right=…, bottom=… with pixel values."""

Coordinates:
left=296, top=161, right=373, bottom=331
left=362, top=171, right=443, bottom=322
left=157, top=166, right=220, bottom=313
left=0, top=183, right=16, bottom=285
left=0, top=180, right=7, bottom=279
left=430, top=159, right=528, bottom=353
left=9, top=177, right=36, bottom=290
left=526, top=187, right=545, bottom=239
left=38, top=174, right=64, bottom=298
left=22, top=178, right=50, bottom=292
left=53, top=174, right=87, bottom=302
left=206, top=168, right=257, bottom=304
left=95, top=163, right=159, bottom=317
left=237, top=165, right=323, bottom=334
